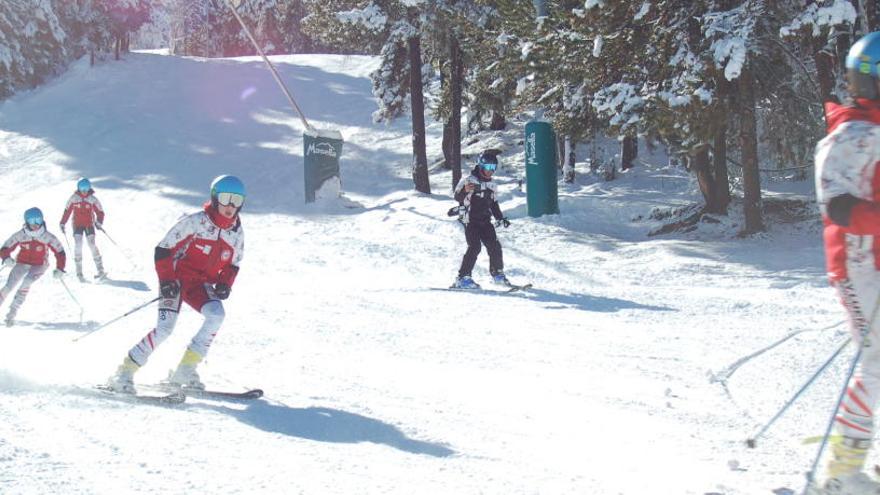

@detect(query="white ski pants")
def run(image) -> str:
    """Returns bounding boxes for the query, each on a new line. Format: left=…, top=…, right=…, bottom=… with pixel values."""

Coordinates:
left=128, top=294, right=225, bottom=367
left=73, top=232, right=102, bottom=273
left=0, top=263, right=47, bottom=319
left=834, top=276, right=880, bottom=440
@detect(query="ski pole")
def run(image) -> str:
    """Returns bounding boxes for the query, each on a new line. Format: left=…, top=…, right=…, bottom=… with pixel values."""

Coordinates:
left=97, top=226, right=137, bottom=270
left=746, top=337, right=850, bottom=449
left=58, top=276, right=83, bottom=324
left=802, top=341, right=865, bottom=494
left=97, top=225, right=118, bottom=246
left=72, top=295, right=160, bottom=342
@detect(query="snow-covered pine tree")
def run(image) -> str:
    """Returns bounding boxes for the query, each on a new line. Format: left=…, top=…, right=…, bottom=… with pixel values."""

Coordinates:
left=0, top=0, right=68, bottom=99
left=779, top=1, right=857, bottom=106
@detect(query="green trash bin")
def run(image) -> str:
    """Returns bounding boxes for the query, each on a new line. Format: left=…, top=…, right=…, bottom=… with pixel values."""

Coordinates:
left=303, top=128, right=344, bottom=203
left=525, top=120, right=559, bottom=217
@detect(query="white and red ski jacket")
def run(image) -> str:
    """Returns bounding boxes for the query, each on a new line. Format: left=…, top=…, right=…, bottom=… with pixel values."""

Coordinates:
left=60, top=191, right=105, bottom=229
left=815, top=99, right=880, bottom=282
left=0, top=225, right=66, bottom=269
left=155, top=204, right=243, bottom=287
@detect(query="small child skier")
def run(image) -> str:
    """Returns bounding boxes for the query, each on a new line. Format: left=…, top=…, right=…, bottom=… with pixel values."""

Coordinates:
left=60, top=177, right=106, bottom=281
left=451, top=150, right=511, bottom=289
left=0, top=207, right=66, bottom=326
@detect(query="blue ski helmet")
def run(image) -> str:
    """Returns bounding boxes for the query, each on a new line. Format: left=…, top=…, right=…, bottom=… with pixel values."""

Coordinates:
left=847, top=32, right=880, bottom=99
left=210, top=175, right=246, bottom=209
left=23, top=207, right=44, bottom=226
left=77, top=177, right=91, bottom=193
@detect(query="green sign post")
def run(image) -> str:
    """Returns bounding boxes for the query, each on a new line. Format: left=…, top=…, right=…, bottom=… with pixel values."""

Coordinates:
left=303, top=128, right=344, bottom=203
left=525, top=120, right=559, bottom=217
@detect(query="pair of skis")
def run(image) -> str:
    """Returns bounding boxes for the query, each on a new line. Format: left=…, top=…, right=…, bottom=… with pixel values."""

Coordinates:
left=94, top=384, right=263, bottom=404
left=434, top=283, right=533, bottom=294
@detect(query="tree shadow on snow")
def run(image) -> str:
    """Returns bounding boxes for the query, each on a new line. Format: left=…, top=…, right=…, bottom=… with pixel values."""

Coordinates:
left=195, top=401, right=455, bottom=458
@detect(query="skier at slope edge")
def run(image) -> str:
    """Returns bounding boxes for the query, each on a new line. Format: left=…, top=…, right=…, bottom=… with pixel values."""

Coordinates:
left=106, top=175, right=245, bottom=393
left=59, top=177, right=106, bottom=281
left=0, top=208, right=66, bottom=326
left=450, top=150, right=512, bottom=289
left=813, top=31, right=880, bottom=495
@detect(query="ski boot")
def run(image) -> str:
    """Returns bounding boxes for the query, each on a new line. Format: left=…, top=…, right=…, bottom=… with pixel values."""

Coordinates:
left=106, top=356, right=139, bottom=393
left=491, top=271, right=511, bottom=286
left=94, top=256, right=106, bottom=280
left=810, top=472, right=880, bottom=494
left=810, top=437, right=880, bottom=495
left=165, top=349, right=206, bottom=390
left=5, top=309, right=16, bottom=327
left=453, top=275, right=480, bottom=289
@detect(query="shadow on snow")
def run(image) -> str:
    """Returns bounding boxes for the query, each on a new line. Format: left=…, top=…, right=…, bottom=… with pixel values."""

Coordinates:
left=525, top=287, right=673, bottom=313
left=193, top=400, right=456, bottom=458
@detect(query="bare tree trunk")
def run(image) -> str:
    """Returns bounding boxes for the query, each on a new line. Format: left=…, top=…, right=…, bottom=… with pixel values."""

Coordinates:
left=408, top=34, right=430, bottom=194
left=115, top=37, right=120, bottom=60
left=442, top=118, right=452, bottom=170
left=813, top=35, right=837, bottom=104
left=563, top=136, right=575, bottom=183
left=712, top=123, right=730, bottom=214
left=738, top=65, right=764, bottom=233
left=450, top=35, right=463, bottom=189
left=692, top=146, right=716, bottom=211
left=621, top=135, right=637, bottom=170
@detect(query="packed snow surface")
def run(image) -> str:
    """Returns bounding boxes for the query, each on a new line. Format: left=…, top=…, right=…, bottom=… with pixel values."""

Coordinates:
left=0, top=51, right=847, bottom=494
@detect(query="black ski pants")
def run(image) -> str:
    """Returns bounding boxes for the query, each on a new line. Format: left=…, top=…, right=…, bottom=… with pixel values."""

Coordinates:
left=458, top=221, right=503, bottom=278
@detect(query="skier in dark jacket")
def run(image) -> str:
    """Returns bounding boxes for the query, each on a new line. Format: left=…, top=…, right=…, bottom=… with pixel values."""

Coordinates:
left=451, top=151, right=510, bottom=289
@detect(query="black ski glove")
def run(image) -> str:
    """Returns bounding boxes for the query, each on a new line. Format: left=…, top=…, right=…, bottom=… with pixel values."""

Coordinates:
left=160, top=280, right=180, bottom=298
left=213, top=283, right=231, bottom=300
left=499, top=217, right=511, bottom=228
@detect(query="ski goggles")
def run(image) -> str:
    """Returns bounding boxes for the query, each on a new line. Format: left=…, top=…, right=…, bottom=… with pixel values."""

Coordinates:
left=25, top=213, right=44, bottom=226
left=480, top=162, right=497, bottom=172
left=216, top=192, right=245, bottom=208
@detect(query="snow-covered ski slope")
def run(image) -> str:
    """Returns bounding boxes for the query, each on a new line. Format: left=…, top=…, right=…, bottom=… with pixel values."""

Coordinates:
left=0, top=51, right=853, bottom=494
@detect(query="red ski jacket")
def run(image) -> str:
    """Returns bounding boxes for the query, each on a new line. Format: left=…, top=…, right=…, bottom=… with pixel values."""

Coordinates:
left=816, top=99, right=880, bottom=281
left=0, top=225, right=66, bottom=269
left=155, top=204, right=243, bottom=287
left=60, top=191, right=104, bottom=229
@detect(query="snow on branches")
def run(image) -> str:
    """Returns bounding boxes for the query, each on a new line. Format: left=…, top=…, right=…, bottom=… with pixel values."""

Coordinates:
left=779, top=0, right=856, bottom=38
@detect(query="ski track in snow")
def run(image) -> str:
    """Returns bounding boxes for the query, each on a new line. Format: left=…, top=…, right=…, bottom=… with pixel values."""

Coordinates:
left=0, top=51, right=849, bottom=494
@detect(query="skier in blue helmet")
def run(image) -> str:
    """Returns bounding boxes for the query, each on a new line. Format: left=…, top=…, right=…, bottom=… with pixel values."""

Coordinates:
left=813, top=31, right=880, bottom=495
left=107, top=175, right=245, bottom=394
left=60, top=177, right=106, bottom=281
left=0, top=208, right=66, bottom=326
